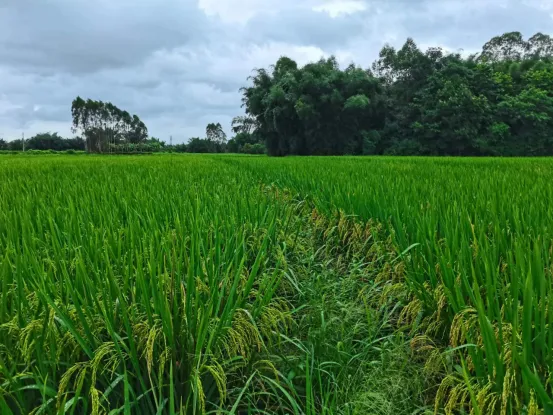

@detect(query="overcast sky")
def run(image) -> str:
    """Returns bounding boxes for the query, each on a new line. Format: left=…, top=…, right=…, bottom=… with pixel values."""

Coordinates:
left=0, top=0, right=551, bottom=143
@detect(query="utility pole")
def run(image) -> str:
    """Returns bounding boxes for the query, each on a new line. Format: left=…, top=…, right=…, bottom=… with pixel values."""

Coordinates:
left=22, top=132, right=25, bottom=152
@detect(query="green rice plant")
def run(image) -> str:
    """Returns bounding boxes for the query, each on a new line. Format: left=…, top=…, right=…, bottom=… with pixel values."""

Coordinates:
left=4, top=153, right=552, bottom=414
left=225, top=155, right=553, bottom=413
left=0, top=156, right=298, bottom=414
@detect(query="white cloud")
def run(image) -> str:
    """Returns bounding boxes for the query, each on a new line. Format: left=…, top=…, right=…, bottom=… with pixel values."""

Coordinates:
left=313, top=0, right=367, bottom=17
left=197, top=0, right=280, bottom=23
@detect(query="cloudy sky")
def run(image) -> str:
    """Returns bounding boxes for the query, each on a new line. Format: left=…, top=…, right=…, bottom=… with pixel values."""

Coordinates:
left=0, top=0, right=551, bottom=143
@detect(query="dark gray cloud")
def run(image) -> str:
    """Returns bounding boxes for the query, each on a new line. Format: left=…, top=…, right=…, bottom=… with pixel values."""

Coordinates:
left=0, top=0, right=208, bottom=74
left=0, top=0, right=551, bottom=142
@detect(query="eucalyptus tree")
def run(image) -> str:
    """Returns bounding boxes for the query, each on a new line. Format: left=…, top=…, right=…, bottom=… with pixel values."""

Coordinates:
left=231, top=116, right=258, bottom=135
left=71, top=97, right=148, bottom=153
left=206, top=122, right=227, bottom=145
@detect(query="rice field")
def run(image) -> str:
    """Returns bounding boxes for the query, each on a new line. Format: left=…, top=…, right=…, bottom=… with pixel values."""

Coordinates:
left=1, top=154, right=552, bottom=414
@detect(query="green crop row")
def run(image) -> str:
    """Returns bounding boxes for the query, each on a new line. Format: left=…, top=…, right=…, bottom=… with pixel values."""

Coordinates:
left=2, top=154, right=552, bottom=414
left=226, top=155, right=553, bottom=414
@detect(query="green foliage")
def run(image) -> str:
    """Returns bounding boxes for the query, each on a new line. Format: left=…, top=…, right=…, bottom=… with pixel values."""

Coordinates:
left=0, top=149, right=87, bottom=155
left=0, top=133, right=85, bottom=152
left=231, top=116, right=258, bottom=135
left=2, top=139, right=24, bottom=151
left=227, top=131, right=265, bottom=154
left=71, top=97, right=148, bottom=153
left=186, top=137, right=225, bottom=153
left=241, top=143, right=265, bottom=154
left=26, top=132, right=85, bottom=151
left=478, top=31, right=553, bottom=62
left=205, top=122, right=227, bottom=145
left=242, top=56, right=382, bottom=156
left=343, top=94, right=370, bottom=110
left=240, top=32, right=553, bottom=156
left=361, top=130, right=380, bottom=155
left=173, top=143, right=188, bottom=153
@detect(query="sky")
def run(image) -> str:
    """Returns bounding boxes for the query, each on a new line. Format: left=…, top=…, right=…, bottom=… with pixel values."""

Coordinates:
left=0, top=0, right=552, bottom=143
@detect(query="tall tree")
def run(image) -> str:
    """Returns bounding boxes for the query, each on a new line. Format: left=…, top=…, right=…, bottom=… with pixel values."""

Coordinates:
left=206, top=123, right=227, bottom=145
left=71, top=97, right=148, bottom=153
left=242, top=56, right=381, bottom=155
left=479, top=32, right=528, bottom=62
left=231, top=116, right=258, bottom=135
left=239, top=31, right=553, bottom=157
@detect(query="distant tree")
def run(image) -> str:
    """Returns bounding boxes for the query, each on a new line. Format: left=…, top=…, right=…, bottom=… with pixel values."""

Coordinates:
left=143, top=137, right=165, bottom=151
left=479, top=32, right=528, bottom=62
left=187, top=137, right=217, bottom=153
left=227, top=131, right=264, bottom=153
left=71, top=97, right=148, bottom=153
left=242, top=55, right=381, bottom=155
left=126, top=115, right=149, bottom=144
left=231, top=116, right=258, bottom=135
left=149, top=137, right=165, bottom=146
left=242, top=143, right=265, bottom=154
left=65, top=137, right=86, bottom=151
left=527, top=33, right=553, bottom=59
left=477, top=32, right=553, bottom=63
left=226, top=139, right=238, bottom=153
left=174, top=143, right=187, bottom=153
left=0, top=133, right=85, bottom=151
left=206, top=123, right=227, bottom=145
left=26, top=132, right=66, bottom=151
left=7, top=139, right=23, bottom=151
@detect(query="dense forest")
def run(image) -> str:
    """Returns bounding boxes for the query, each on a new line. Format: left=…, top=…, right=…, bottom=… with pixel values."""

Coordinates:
left=242, top=31, right=553, bottom=156
left=3, top=32, right=552, bottom=157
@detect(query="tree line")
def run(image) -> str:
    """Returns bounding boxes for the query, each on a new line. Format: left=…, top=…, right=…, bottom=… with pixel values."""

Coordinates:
left=0, top=133, right=85, bottom=152
left=0, top=120, right=265, bottom=154
left=5, top=31, right=550, bottom=157
left=183, top=120, right=265, bottom=154
left=240, top=31, right=553, bottom=156
left=70, top=97, right=265, bottom=154
left=0, top=133, right=170, bottom=153
left=0, top=99, right=265, bottom=154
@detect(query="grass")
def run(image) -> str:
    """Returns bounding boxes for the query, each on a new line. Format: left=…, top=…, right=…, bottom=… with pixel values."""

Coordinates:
left=1, top=154, right=552, bottom=414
